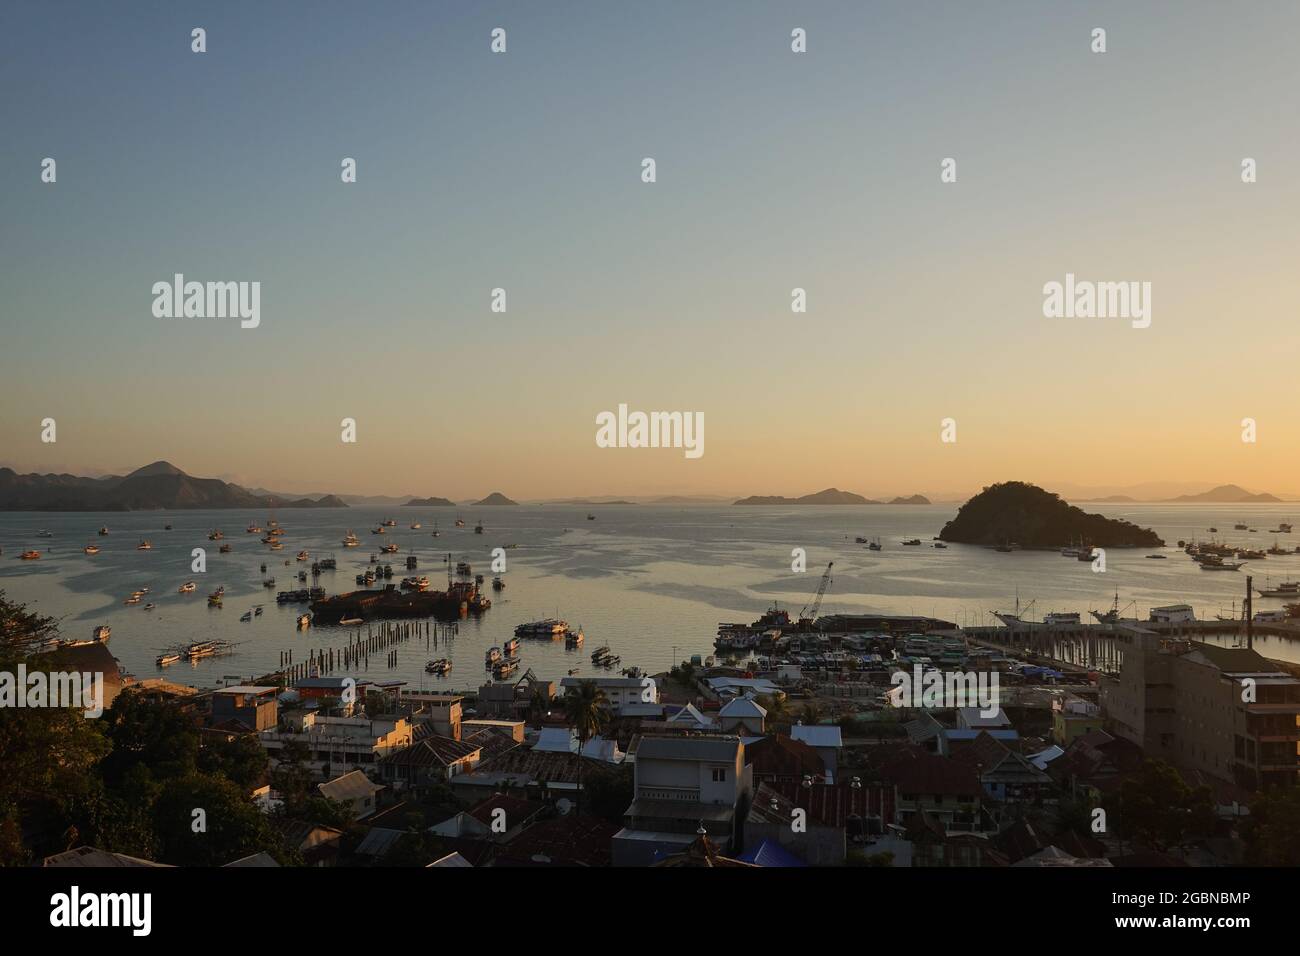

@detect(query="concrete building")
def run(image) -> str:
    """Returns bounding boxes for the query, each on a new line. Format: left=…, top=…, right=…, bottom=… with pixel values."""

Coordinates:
left=717, top=697, right=766, bottom=736
left=317, top=770, right=383, bottom=820
left=210, top=685, right=278, bottom=731
left=1100, top=632, right=1300, bottom=790
left=260, top=712, right=413, bottom=778
left=559, top=674, right=658, bottom=713
left=613, top=735, right=753, bottom=865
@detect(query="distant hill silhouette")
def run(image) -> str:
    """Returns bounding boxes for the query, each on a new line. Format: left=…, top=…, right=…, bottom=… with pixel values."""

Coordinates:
left=0, top=461, right=346, bottom=511
left=1166, top=484, right=1282, bottom=503
left=403, top=496, right=456, bottom=508
left=474, top=492, right=518, bottom=506
left=735, top=488, right=929, bottom=505
left=939, top=481, right=1162, bottom=548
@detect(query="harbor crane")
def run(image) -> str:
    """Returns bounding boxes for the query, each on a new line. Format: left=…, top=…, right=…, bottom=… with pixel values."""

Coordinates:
left=797, top=561, right=834, bottom=631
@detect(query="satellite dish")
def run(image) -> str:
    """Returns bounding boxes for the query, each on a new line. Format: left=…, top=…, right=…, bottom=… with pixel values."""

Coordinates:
left=556, top=797, right=573, bottom=816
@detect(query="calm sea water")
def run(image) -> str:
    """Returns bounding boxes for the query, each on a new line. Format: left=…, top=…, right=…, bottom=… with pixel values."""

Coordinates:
left=2, top=503, right=1299, bottom=688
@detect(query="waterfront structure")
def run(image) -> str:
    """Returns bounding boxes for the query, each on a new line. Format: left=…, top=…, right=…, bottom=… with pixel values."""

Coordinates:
left=559, top=674, right=659, bottom=713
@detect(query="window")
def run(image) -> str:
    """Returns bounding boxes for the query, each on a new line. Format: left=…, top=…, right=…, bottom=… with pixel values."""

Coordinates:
left=711, top=768, right=726, bottom=782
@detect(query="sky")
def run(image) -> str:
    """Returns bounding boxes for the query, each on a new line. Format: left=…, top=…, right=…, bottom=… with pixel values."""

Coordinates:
left=3, top=1, right=1299, bottom=500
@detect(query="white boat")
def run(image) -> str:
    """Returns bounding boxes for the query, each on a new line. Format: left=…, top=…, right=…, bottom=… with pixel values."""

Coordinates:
left=137, top=539, right=152, bottom=550
left=342, top=531, right=360, bottom=547
left=339, top=616, right=364, bottom=626
left=426, top=658, right=452, bottom=675
left=515, top=619, right=568, bottom=637
left=143, top=603, right=156, bottom=611
left=83, top=544, right=100, bottom=554
left=297, top=614, right=311, bottom=628
left=156, top=653, right=181, bottom=667
left=178, top=581, right=197, bottom=593
left=410, top=522, right=422, bottom=529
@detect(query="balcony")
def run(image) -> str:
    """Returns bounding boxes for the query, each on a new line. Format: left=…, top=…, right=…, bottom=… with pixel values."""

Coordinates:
left=637, top=786, right=701, bottom=801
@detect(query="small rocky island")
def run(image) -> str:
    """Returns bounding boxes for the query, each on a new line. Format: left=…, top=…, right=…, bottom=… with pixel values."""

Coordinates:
left=403, top=496, right=456, bottom=507
left=938, top=481, right=1163, bottom=548
left=474, top=492, right=519, bottom=506
left=735, top=488, right=931, bottom=505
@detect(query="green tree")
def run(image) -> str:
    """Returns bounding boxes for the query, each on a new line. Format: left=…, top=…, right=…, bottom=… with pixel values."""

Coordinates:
left=153, top=773, right=293, bottom=866
left=199, top=733, right=270, bottom=792
left=100, top=692, right=200, bottom=789
left=562, top=680, right=609, bottom=817
left=1114, top=760, right=1216, bottom=853
left=1242, top=786, right=1300, bottom=865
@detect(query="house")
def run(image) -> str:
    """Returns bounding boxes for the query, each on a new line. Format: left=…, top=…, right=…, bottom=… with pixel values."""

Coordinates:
left=956, top=707, right=1012, bottom=731
left=612, top=735, right=753, bottom=866
left=745, top=779, right=893, bottom=866
left=210, top=685, right=279, bottom=732
left=260, top=712, right=413, bottom=779
left=951, top=731, right=1053, bottom=805
left=35, top=642, right=124, bottom=714
left=429, top=852, right=473, bottom=867
left=377, top=728, right=483, bottom=788
left=397, top=692, right=464, bottom=739
left=292, top=676, right=376, bottom=708
left=745, top=734, right=825, bottom=786
left=461, top=718, right=525, bottom=744
left=651, top=829, right=758, bottom=867
left=701, top=676, right=782, bottom=700
left=492, top=815, right=620, bottom=867
left=318, top=769, right=384, bottom=820
left=1051, top=696, right=1105, bottom=746
left=430, top=793, right=542, bottom=843
left=1047, top=729, right=1146, bottom=801
left=43, top=846, right=169, bottom=867
left=660, top=702, right=717, bottom=732
left=791, top=723, right=843, bottom=781
left=448, top=748, right=616, bottom=803
left=717, top=697, right=767, bottom=735
left=559, top=675, right=659, bottom=713
left=224, top=852, right=280, bottom=867
left=276, top=820, right=344, bottom=866
left=884, top=753, right=992, bottom=836
left=532, top=727, right=624, bottom=762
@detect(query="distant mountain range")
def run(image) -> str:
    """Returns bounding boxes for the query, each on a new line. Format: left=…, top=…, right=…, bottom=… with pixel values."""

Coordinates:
left=0, top=462, right=346, bottom=511
left=734, top=488, right=931, bottom=506
left=402, top=496, right=457, bottom=508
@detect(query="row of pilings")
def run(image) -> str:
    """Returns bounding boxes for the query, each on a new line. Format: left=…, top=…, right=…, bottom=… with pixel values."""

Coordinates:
left=277, top=619, right=460, bottom=682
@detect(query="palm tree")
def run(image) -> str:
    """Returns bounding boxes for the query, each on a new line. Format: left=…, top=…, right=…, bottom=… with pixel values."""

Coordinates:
left=529, top=686, right=551, bottom=728
left=562, top=680, right=609, bottom=817
left=759, top=693, right=789, bottom=729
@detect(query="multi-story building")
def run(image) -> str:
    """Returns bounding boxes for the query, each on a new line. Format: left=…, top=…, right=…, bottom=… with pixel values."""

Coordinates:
left=1101, top=630, right=1300, bottom=790
left=612, top=735, right=753, bottom=865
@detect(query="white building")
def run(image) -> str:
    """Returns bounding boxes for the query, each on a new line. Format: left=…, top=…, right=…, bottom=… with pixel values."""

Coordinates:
left=559, top=675, right=658, bottom=713
left=1149, top=604, right=1196, bottom=625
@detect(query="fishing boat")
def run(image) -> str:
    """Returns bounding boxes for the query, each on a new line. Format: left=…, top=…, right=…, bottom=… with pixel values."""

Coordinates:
left=493, top=659, right=518, bottom=678
left=1256, top=581, right=1300, bottom=598
left=515, top=619, right=568, bottom=638
left=933, top=542, right=948, bottom=549
left=123, top=596, right=141, bottom=606
left=455, top=517, right=465, bottom=527
left=867, top=538, right=882, bottom=551
left=381, top=542, right=398, bottom=553
left=1280, top=523, right=1294, bottom=534
left=565, top=627, right=585, bottom=647
left=246, top=522, right=262, bottom=534
left=262, top=578, right=276, bottom=587
left=164, top=522, right=172, bottom=530
left=492, top=576, right=505, bottom=591
left=503, top=636, right=520, bottom=655
left=297, top=550, right=310, bottom=561
left=372, top=526, right=386, bottom=535
left=587, top=513, right=596, bottom=521
left=902, top=538, right=922, bottom=546
left=474, top=521, right=484, bottom=534
left=208, top=593, right=223, bottom=606
left=591, top=645, right=611, bottom=660
left=269, top=541, right=283, bottom=550
left=208, top=530, right=224, bottom=541
left=185, top=641, right=218, bottom=660
left=137, top=539, right=152, bottom=550
left=83, top=544, right=100, bottom=554
left=98, top=526, right=109, bottom=536
left=37, top=529, right=53, bottom=538
left=1234, top=522, right=1249, bottom=531
left=1267, top=541, right=1290, bottom=556
left=339, top=616, right=364, bottom=626
left=1145, top=553, right=1166, bottom=559
left=485, top=646, right=502, bottom=665
left=1043, top=612, right=1082, bottom=626
left=156, top=653, right=181, bottom=667
left=143, top=603, right=156, bottom=611
left=297, top=613, right=311, bottom=628
left=410, top=522, right=421, bottom=529
left=219, top=543, right=233, bottom=553
left=342, top=531, right=360, bottom=547
left=240, top=610, right=253, bottom=622
left=456, top=561, right=472, bottom=576
left=425, top=658, right=452, bottom=675
left=431, top=522, right=440, bottom=538
left=92, top=625, right=111, bottom=642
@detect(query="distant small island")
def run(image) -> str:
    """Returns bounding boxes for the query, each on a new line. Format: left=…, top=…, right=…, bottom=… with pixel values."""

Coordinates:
left=938, top=482, right=1163, bottom=548
left=0, top=461, right=347, bottom=511
left=403, top=496, right=456, bottom=508
left=1165, top=484, right=1282, bottom=504
left=735, top=487, right=931, bottom=506
left=474, top=492, right=518, bottom=506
